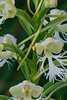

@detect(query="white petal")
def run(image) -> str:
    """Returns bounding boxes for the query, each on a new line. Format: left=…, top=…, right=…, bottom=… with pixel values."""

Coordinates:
left=6, top=0, right=15, bottom=5
left=31, top=83, right=44, bottom=98
left=46, top=57, right=66, bottom=82
left=0, top=36, right=4, bottom=43
left=53, top=31, right=67, bottom=43
left=49, top=9, right=67, bottom=21
left=9, top=83, right=23, bottom=99
left=58, top=24, right=67, bottom=32
left=4, top=34, right=17, bottom=46
left=51, top=39, right=64, bottom=54
left=0, top=59, right=7, bottom=67
left=35, top=43, right=43, bottom=55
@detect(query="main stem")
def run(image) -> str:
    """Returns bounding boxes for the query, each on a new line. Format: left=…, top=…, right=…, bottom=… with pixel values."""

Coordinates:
left=17, top=21, right=43, bottom=70
left=33, top=0, right=44, bottom=19
left=18, top=34, right=35, bottom=47
left=33, top=68, right=49, bottom=82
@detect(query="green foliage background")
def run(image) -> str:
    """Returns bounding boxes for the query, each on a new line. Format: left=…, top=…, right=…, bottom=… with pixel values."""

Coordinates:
left=0, top=0, right=67, bottom=100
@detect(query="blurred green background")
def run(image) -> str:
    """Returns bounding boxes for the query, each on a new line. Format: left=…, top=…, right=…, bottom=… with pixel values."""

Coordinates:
left=0, top=0, right=67, bottom=100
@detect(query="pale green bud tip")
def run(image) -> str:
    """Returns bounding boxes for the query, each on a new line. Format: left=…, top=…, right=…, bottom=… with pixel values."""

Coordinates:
left=45, top=0, right=57, bottom=8
left=0, top=44, right=4, bottom=52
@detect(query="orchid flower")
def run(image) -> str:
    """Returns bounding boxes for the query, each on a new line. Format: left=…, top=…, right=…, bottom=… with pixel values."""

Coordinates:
left=45, top=0, right=57, bottom=8
left=0, top=0, right=17, bottom=25
left=9, top=80, right=44, bottom=100
left=0, top=34, right=17, bottom=67
left=49, top=9, right=67, bottom=43
left=35, top=37, right=67, bottom=82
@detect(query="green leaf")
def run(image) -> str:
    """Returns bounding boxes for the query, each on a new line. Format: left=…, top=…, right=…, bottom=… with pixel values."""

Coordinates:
left=21, top=62, right=31, bottom=80
left=33, top=0, right=41, bottom=6
left=17, top=9, right=35, bottom=30
left=31, top=51, right=38, bottom=78
left=34, top=8, right=49, bottom=32
left=41, top=16, right=67, bottom=33
left=42, top=80, right=67, bottom=97
left=18, top=16, right=33, bottom=36
left=0, top=95, right=13, bottom=100
left=43, top=82, right=54, bottom=90
left=32, top=0, right=36, bottom=5
left=3, top=43, right=16, bottom=52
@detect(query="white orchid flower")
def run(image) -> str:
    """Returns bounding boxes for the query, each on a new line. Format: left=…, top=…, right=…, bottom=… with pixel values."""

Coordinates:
left=0, top=34, right=17, bottom=67
left=49, top=9, right=67, bottom=43
left=45, top=0, right=57, bottom=8
left=0, top=0, right=17, bottom=25
left=9, top=80, right=44, bottom=100
left=35, top=37, right=67, bottom=82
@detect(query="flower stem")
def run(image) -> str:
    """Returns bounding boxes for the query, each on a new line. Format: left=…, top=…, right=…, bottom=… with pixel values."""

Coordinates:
left=41, top=15, right=67, bottom=33
left=17, top=20, right=43, bottom=70
left=33, top=68, right=49, bottom=82
left=35, top=0, right=39, bottom=9
left=18, top=34, right=35, bottom=47
left=27, top=0, right=34, bottom=15
left=43, top=14, right=67, bottom=18
left=33, top=0, right=44, bottom=19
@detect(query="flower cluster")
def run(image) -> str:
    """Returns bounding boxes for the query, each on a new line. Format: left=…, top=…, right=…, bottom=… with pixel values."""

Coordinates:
left=0, top=0, right=67, bottom=100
